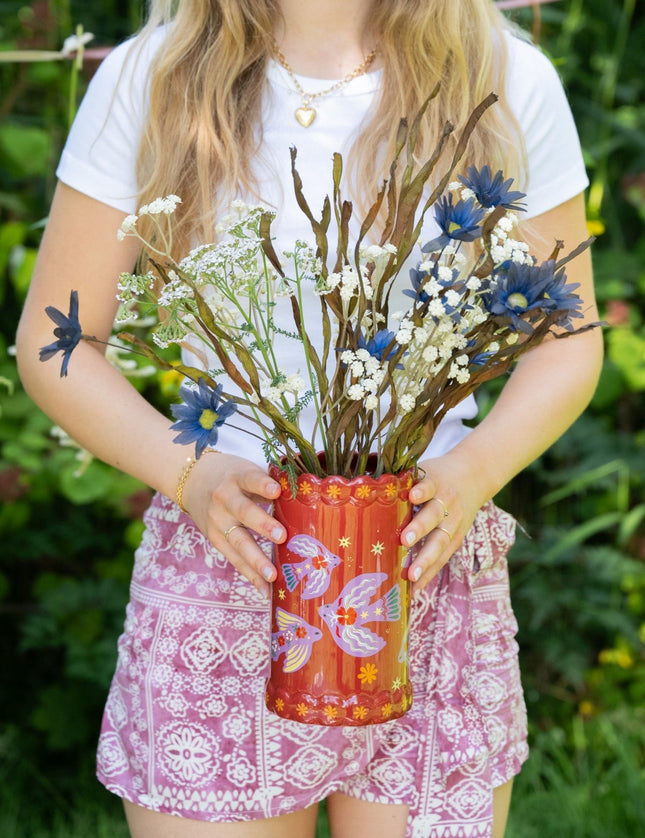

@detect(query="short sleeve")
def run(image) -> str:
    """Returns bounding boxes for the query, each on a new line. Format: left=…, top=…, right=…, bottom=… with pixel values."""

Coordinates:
left=55, top=33, right=160, bottom=214
left=504, top=34, right=589, bottom=218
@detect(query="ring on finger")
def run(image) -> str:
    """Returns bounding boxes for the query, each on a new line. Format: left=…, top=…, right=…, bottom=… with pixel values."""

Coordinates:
left=436, top=525, right=453, bottom=539
left=430, top=496, right=450, bottom=518
left=224, top=523, right=243, bottom=542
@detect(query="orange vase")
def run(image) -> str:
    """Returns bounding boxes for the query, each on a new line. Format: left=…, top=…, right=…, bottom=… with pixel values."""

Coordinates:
left=266, top=458, right=414, bottom=726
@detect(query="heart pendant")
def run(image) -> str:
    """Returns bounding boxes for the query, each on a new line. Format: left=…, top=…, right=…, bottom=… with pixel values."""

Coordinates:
left=295, top=106, right=316, bottom=128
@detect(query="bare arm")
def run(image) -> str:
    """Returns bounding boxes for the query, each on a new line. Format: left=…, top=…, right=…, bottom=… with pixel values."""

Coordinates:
left=404, top=192, right=604, bottom=593
left=15, top=183, right=283, bottom=597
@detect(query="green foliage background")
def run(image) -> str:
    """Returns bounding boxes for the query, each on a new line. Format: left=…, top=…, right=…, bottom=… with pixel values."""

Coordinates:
left=0, top=1, right=644, bottom=835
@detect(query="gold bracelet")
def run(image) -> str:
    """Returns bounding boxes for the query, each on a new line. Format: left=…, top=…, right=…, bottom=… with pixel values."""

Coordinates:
left=175, top=449, right=220, bottom=513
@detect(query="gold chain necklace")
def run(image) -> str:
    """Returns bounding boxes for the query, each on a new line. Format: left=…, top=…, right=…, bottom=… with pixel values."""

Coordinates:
left=272, top=41, right=378, bottom=128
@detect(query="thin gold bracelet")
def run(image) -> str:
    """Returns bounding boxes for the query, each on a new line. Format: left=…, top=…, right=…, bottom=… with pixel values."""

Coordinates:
left=175, top=449, right=220, bottom=513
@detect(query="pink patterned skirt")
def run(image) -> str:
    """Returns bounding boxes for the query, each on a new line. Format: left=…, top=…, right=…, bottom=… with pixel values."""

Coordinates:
left=97, top=493, right=527, bottom=837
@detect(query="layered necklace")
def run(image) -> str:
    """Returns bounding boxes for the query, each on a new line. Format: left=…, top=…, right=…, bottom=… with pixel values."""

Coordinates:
left=272, top=41, right=378, bottom=128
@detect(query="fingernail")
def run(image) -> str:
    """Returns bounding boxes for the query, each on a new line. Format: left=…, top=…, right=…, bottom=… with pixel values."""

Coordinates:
left=267, top=481, right=280, bottom=493
left=262, top=566, right=275, bottom=581
left=410, top=489, right=420, bottom=502
left=271, top=527, right=284, bottom=541
left=410, top=566, right=421, bottom=581
left=405, top=531, right=416, bottom=546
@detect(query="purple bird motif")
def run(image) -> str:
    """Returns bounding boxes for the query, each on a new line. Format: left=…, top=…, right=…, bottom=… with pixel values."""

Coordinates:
left=281, top=534, right=342, bottom=599
left=270, top=608, right=323, bottom=673
left=318, top=572, right=402, bottom=657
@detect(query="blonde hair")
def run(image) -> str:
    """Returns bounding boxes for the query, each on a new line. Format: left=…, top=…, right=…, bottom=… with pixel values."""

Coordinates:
left=134, top=0, right=526, bottom=255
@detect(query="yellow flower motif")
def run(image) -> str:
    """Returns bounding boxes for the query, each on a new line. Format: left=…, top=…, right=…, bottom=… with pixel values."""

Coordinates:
left=326, top=484, right=342, bottom=499
left=299, top=480, right=312, bottom=496
left=358, top=663, right=378, bottom=685
left=339, top=536, right=351, bottom=548
left=385, top=482, right=397, bottom=498
left=296, top=702, right=308, bottom=717
left=279, top=476, right=290, bottom=491
left=392, top=677, right=402, bottom=690
left=324, top=704, right=338, bottom=720
left=371, top=541, right=385, bottom=556
left=275, top=698, right=284, bottom=712
left=353, top=706, right=367, bottom=720
left=278, top=588, right=286, bottom=600
left=356, top=485, right=371, bottom=499
left=381, top=702, right=393, bottom=718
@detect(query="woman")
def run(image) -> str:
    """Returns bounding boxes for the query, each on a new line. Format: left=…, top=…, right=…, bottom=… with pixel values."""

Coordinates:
left=15, top=1, right=602, bottom=836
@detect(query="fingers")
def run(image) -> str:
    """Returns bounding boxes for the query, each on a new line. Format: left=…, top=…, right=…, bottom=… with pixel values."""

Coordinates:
left=402, top=473, right=462, bottom=596
left=182, top=454, right=286, bottom=598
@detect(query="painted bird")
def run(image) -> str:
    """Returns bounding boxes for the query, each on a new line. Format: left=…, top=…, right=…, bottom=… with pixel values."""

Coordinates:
left=270, top=608, right=323, bottom=673
left=318, top=572, right=402, bottom=657
left=281, top=534, right=342, bottom=599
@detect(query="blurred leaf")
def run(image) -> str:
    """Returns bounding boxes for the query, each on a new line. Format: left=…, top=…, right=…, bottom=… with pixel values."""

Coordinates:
left=0, top=123, right=52, bottom=178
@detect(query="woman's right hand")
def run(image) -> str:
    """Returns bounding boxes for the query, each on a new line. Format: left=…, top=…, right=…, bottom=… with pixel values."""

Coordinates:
left=180, top=452, right=285, bottom=598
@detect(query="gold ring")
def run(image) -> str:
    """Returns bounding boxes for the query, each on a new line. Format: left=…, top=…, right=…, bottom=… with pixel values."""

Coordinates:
left=430, top=496, right=449, bottom=518
left=436, top=525, right=453, bottom=539
left=224, top=524, right=242, bottom=542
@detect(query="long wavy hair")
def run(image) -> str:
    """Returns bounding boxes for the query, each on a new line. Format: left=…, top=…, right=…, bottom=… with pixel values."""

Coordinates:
left=134, top=0, right=526, bottom=255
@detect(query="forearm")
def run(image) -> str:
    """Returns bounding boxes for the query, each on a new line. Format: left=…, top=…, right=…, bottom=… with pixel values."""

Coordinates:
left=443, top=327, right=604, bottom=503
left=17, top=335, right=189, bottom=501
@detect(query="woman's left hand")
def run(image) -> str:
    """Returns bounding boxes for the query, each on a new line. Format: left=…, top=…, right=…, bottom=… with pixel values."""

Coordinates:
left=402, top=453, right=490, bottom=596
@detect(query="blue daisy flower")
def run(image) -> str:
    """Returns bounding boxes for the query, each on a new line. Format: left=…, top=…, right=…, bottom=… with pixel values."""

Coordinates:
left=485, top=260, right=580, bottom=333
left=423, top=195, right=487, bottom=252
left=39, top=289, right=83, bottom=377
left=458, top=165, right=526, bottom=211
left=357, top=329, right=398, bottom=363
left=403, top=262, right=459, bottom=304
left=170, top=379, right=237, bottom=458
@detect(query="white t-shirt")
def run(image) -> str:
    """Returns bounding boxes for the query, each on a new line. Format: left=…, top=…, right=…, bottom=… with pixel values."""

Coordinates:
left=57, top=27, right=588, bottom=465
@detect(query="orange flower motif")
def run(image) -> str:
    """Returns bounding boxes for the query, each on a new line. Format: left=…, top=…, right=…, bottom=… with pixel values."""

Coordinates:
left=296, top=702, right=309, bottom=717
left=358, top=663, right=378, bottom=684
left=385, top=482, right=397, bottom=498
left=275, top=698, right=284, bottom=711
left=336, top=606, right=357, bottom=626
left=326, top=484, right=341, bottom=499
left=312, top=554, right=328, bottom=570
left=353, top=706, right=368, bottom=720
left=299, top=480, right=312, bottom=496
left=381, top=702, right=393, bottom=717
left=279, top=476, right=290, bottom=491
left=324, top=704, right=338, bottom=720
left=356, top=485, right=371, bottom=499
left=296, top=626, right=308, bottom=638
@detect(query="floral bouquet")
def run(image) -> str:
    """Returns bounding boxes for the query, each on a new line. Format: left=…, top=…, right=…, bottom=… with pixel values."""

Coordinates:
left=42, top=92, right=593, bottom=482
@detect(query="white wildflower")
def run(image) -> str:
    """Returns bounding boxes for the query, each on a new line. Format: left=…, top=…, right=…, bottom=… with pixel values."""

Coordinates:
left=422, top=345, right=439, bottom=363
left=506, top=332, right=519, bottom=345
left=365, top=395, right=379, bottom=411
left=364, top=356, right=381, bottom=375
left=487, top=341, right=500, bottom=354
left=466, top=277, right=482, bottom=291
left=356, top=349, right=371, bottom=362
left=396, top=328, right=413, bottom=346
left=351, top=361, right=365, bottom=377
left=437, top=266, right=454, bottom=283
left=445, top=290, right=461, bottom=307
left=347, top=384, right=365, bottom=400
left=286, top=374, right=306, bottom=393
left=399, top=394, right=416, bottom=414
left=340, top=350, right=355, bottom=365
left=428, top=299, right=446, bottom=317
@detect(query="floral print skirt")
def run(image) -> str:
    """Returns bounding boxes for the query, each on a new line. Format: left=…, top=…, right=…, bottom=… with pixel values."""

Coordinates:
left=97, top=492, right=528, bottom=837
